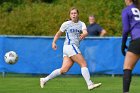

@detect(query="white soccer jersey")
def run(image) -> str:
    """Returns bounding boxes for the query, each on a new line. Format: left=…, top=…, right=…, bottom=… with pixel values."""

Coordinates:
left=60, top=20, right=87, bottom=47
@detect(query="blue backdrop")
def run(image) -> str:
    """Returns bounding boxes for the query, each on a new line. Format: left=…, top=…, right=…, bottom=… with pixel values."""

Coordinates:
left=0, top=36, right=140, bottom=74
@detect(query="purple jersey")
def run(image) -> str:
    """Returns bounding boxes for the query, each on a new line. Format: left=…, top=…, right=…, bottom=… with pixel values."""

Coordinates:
left=122, top=4, right=140, bottom=43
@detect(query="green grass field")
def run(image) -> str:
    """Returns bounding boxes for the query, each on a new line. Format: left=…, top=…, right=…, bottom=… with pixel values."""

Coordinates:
left=0, top=75, right=139, bottom=93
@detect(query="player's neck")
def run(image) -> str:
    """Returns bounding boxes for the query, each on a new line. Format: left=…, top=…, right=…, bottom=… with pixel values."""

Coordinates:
left=72, top=20, right=79, bottom=23
left=128, top=2, right=133, bottom=6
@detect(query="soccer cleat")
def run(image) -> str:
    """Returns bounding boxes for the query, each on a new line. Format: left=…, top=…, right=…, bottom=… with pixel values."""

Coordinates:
left=40, top=78, right=46, bottom=88
left=88, top=83, right=102, bottom=90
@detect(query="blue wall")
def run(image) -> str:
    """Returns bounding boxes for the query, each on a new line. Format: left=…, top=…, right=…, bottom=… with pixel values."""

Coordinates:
left=0, top=36, right=140, bottom=74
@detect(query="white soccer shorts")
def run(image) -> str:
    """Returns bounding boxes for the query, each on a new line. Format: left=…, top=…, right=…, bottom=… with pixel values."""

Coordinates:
left=63, top=44, right=81, bottom=57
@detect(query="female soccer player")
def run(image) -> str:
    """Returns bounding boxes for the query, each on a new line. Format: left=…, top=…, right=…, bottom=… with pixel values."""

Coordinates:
left=40, top=7, right=101, bottom=90
left=122, top=0, right=140, bottom=93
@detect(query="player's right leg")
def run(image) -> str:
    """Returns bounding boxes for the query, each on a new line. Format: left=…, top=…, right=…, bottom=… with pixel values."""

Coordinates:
left=40, top=56, right=74, bottom=88
left=123, top=52, right=139, bottom=93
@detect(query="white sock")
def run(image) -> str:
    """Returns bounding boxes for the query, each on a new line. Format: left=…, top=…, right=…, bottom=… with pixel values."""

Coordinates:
left=81, top=67, right=93, bottom=86
left=43, top=68, right=61, bottom=82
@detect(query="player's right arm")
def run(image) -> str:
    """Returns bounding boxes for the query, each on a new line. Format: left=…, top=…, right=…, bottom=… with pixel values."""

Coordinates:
left=52, top=30, right=63, bottom=50
left=52, top=21, right=68, bottom=50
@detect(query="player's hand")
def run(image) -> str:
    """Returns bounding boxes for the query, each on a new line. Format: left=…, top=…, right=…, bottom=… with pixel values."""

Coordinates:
left=121, top=43, right=128, bottom=56
left=52, top=42, right=57, bottom=50
left=79, top=34, right=85, bottom=40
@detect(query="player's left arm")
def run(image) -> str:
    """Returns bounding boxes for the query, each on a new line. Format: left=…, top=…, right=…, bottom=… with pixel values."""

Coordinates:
left=80, top=29, right=88, bottom=40
left=80, top=22, right=88, bottom=40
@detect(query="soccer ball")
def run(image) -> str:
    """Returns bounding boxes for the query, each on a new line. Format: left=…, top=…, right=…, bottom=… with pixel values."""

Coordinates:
left=4, top=51, right=18, bottom=64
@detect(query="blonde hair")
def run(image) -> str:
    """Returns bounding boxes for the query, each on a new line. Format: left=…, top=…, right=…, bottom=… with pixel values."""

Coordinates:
left=69, top=7, right=79, bottom=14
left=132, top=0, right=140, bottom=10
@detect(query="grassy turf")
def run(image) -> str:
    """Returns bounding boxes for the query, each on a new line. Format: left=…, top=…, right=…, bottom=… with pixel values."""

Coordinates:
left=0, top=76, right=139, bottom=93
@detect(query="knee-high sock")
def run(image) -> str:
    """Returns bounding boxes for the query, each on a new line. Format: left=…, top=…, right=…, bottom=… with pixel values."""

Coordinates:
left=44, top=69, right=61, bottom=82
left=81, top=67, right=93, bottom=86
left=123, top=69, right=132, bottom=93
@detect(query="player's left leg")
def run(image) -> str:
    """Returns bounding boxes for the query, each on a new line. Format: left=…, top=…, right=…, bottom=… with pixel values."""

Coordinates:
left=123, top=52, right=139, bottom=93
left=71, top=53, right=101, bottom=90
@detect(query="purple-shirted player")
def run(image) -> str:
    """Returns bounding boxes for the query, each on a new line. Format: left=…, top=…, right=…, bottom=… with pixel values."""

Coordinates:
left=122, top=0, right=140, bottom=93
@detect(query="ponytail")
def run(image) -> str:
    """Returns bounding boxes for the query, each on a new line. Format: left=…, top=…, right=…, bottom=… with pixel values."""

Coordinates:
left=132, top=0, right=140, bottom=10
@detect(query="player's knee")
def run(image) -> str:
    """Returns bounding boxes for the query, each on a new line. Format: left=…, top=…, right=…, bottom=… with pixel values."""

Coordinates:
left=123, top=65, right=133, bottom=70
left=60, top=69, right=68, bottom=74
left=80, top=63, right=87, bottom=67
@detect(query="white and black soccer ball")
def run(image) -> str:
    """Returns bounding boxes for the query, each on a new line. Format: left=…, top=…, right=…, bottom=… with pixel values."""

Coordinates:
left=4, top=51, right=18, bottom=64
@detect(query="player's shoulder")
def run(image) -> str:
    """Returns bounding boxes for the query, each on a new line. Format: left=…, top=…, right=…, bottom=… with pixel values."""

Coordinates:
left=78, top=20, right=86, bottom=26
left=122, top=4, right=135, bottom=13
left=122, top=7, right=130, bottom=16
left=78, top=20, right=85, bottom=24
left=122, top=7, right=129, bottom=13
left=62, top=20, right=72, bottom=25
